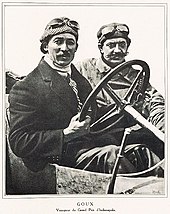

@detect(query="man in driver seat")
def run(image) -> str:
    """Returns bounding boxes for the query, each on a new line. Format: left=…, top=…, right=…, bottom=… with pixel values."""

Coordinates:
left=76, top=22, right=165, bottom=175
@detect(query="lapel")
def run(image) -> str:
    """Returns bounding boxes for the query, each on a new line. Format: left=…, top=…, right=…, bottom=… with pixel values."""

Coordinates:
left=38, top=58, right=78, bottom=113
left=71, top=64, right=92, bottom=103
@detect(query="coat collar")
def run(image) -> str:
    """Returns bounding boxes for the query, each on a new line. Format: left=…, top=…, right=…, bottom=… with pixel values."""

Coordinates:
left=96, top=58, right=137, bottom=89
left=95, top=57, right=126, bottom=74
left=38, top=57, right=79, bottom=114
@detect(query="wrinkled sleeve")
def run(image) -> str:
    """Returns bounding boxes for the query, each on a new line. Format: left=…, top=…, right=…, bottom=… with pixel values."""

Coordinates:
left=75, top=60, right=90, bottom=78
left=75, top=61, right=83, bottom=75
left=144, top=85, right=165, bottom=133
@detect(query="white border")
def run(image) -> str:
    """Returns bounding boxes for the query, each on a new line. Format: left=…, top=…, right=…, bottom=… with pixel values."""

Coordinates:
left=0, top=1, right=169, bottom=213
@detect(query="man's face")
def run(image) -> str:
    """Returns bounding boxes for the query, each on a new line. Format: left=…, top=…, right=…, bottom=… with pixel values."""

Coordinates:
left=45, top=33, right=77, bottom=66
left=101, top=37, right=128, bottom=66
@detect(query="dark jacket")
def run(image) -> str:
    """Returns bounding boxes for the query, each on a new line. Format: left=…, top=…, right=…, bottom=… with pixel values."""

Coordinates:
left=9, top=58, right=92, bottom=171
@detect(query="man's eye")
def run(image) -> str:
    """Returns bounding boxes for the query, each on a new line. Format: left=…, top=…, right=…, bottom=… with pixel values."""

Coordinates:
left=67, top=40, right=76, bottom=46
left=107, top=43, right=116, bottom=48
left=119, top=42, right=126, bottom=48
left=54, top=40, right=63, bottom=45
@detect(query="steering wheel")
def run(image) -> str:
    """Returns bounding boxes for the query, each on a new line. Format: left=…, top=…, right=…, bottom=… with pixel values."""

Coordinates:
left=79, top=60, right=150, bottom=135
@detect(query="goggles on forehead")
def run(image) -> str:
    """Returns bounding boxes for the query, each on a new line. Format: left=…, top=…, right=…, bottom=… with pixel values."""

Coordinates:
left=100, top=24, right=129, bottom=39
left=46, top=18, right=80, bottom=31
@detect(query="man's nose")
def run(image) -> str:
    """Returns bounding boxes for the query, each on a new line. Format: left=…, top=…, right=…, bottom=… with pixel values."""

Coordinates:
left=60, top=42, right=68, bottom=51
left=114, top=44, right=121, bottom=53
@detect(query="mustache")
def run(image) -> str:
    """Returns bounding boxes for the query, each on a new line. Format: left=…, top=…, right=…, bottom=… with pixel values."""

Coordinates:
left=106, top=52, right=128, bottom=58
left=57, top=51, right=71, bottom=57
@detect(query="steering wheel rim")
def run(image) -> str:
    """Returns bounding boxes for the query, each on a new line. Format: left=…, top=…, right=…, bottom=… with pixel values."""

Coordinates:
left=80, top=60, right=150, bottom=134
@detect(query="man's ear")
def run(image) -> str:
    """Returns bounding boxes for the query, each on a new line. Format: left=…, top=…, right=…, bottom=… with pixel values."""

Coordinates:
left=40, top=41, right=48, bottom=54
left=98, top=42, right=103, bottom=53
left=99, top=47, right=104, bottom=54
left=43, top=42, right=48, bottom=52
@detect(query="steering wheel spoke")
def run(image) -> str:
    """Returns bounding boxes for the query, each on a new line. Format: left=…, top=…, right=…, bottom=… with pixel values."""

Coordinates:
left=104, top=84, right=125, bottom=107
left=124, top=70, right=146, bottom=103
left=80, top=60, right=150, bottom=134
left=91, top=104, right=119, bottom=127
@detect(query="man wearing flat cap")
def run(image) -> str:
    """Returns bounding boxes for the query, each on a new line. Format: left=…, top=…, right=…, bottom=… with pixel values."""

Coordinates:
left=76, top=22, right=165, bottom=173
left=8, top=17, right=126, bottom=174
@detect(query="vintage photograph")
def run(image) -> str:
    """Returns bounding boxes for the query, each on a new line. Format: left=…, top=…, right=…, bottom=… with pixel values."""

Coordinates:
left=1, top=0, right=169, bottom=213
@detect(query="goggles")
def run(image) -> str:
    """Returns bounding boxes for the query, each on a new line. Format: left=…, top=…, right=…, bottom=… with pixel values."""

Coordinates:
left=98, top=24, right=129, bottom=42
left=46, top=18, right=80, bottom=31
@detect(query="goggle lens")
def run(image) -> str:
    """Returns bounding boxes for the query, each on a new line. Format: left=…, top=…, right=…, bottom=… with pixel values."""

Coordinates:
left=101, top=24, right=129, bottom=37
left=47, top=18, right=79, bottom=30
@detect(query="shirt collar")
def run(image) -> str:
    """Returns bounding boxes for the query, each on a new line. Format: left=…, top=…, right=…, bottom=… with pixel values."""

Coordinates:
left=96, top=58, right=126, bottom=74
left=44, top=55, right=71, bottom=77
